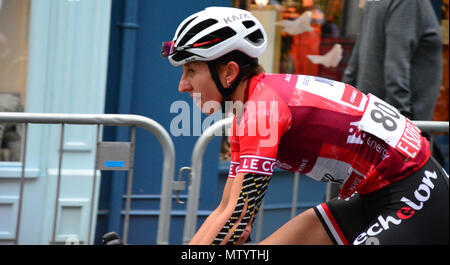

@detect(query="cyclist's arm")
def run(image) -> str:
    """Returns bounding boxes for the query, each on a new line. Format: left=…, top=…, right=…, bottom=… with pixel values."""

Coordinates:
left=189, top=172, right=247, bottom=245
left=190, top=171, right=272, bottom=245
left=188, top=177, right=234, bottom=245
left=190, top=86, right=290, bottom=245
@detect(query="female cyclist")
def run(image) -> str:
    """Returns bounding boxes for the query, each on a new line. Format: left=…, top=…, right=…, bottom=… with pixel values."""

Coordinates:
left=161, top=6, right=449, bottom=245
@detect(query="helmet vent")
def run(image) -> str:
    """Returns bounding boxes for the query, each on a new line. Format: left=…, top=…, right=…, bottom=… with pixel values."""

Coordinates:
left=178, top=19, right=218, bottom=46
left=242, top=20, right=255, bottom=29
left=176, top=16, right=197, bottom=39
left=172, top=51, right=199, bottom=62
left=245, top=29, right=264, bottom=46
left=194, top=26, right=236, bottom=49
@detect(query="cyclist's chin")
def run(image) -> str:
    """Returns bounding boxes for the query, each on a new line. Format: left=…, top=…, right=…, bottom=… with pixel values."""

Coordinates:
left=201, top=106, right=221, bottom=115
left=199, top=100, right=222, bottom=114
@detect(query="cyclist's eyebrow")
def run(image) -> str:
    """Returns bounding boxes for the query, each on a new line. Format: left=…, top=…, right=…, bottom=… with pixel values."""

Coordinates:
left=181, top=64, right=191, bottom=72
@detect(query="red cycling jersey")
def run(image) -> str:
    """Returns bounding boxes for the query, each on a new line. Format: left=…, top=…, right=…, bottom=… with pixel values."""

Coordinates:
left=227, top=73, right=430, bottom=199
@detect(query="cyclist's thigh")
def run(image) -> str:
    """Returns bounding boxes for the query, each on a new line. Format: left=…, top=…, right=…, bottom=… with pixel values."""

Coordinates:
left=314, top=193, right=369, bottom=245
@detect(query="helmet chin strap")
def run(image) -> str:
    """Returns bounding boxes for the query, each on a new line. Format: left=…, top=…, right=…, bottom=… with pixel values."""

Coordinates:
left=206, top=62, right=244, bottom=117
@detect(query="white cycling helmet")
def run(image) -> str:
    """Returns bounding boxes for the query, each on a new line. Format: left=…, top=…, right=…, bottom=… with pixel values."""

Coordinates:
left=162, top=7, right=267, bottom=67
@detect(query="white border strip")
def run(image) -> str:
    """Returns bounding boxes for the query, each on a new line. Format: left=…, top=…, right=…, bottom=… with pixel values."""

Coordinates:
left=316, top=204, right=344, bottom=245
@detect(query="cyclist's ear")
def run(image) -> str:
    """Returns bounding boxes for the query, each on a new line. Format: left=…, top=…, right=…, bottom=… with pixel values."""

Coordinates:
left=220, top=61, right=240, bottom=88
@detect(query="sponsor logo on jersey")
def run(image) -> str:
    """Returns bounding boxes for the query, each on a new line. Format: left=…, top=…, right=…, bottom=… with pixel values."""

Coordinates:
left=238, top=155, right=276, bottom=175
left=396, top=119, right=422, bottom=160
left=314, top=77, right=335, bottom=86
left=228, top=161, right=240, bottom=178
left=347, top=121, right=364, bottom=145
left=367, top=136, right=389, bottom=160
left=284, top=74, right=292, bottom=82
left=321, top=173, right=344, bottom=184
left=297, top=158, right=310, bottom=172
left=341, top=84, right=364, bottom=108
left=292, top=75, right=366, bottom=114
left=346, top=121, right=390, bottom=159
left=353, top=170, right=438, bottom=245
left=274, top=161, right=292, bottom=171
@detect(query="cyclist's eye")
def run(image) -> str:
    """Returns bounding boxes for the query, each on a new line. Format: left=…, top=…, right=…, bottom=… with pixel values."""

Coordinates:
left=182, top=65, right=195, bottom=76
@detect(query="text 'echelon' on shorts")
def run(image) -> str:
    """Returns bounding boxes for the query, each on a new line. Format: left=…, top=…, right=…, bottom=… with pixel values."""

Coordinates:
left=314, top=157, right=449, bottom=245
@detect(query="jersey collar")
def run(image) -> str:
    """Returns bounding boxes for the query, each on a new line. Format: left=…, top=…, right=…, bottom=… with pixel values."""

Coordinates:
left=244, top=72, right=266, bottom=104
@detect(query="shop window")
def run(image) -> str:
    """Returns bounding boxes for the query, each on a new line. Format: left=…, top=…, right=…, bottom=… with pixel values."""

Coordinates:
left=0, top=0, right=30, bottom=162
left=273, top=0, right=359, bottom=81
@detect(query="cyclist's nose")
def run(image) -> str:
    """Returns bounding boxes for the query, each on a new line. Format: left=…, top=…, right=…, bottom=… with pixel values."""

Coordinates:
left=178, top=79, right=192, bottom=94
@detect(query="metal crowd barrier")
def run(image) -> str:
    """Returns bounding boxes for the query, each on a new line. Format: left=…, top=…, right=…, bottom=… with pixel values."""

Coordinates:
left=182, top=119, right=449, bottom=244
left=182, top=117, right=233, bottom=244
left=0, top=112, right=175, bottom=245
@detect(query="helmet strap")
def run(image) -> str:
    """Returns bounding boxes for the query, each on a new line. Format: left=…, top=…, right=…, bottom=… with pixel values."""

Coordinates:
left=206, top=62, right=243, bottom=117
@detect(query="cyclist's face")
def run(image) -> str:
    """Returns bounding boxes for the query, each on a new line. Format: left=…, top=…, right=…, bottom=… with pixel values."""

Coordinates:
left=179, top=61, right=222, bottom=114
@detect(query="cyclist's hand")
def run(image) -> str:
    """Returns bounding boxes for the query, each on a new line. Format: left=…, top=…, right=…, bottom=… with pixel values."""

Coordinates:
left=236, top=218, right=254, bottom=245
left=102, top=232, right=124, bottom=245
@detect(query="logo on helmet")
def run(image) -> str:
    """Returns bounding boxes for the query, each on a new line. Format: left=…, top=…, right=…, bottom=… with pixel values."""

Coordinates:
left=223, top=13, right=251, bottom=24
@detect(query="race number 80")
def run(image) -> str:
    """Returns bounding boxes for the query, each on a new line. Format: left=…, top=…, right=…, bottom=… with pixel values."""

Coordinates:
left=360, top=94, right=411, bottom=154
left=370, top=102, right=400, bottom=131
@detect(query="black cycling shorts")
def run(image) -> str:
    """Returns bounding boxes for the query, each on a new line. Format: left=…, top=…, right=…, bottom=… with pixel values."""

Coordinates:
left=314, top=157, right=449, bottom=245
